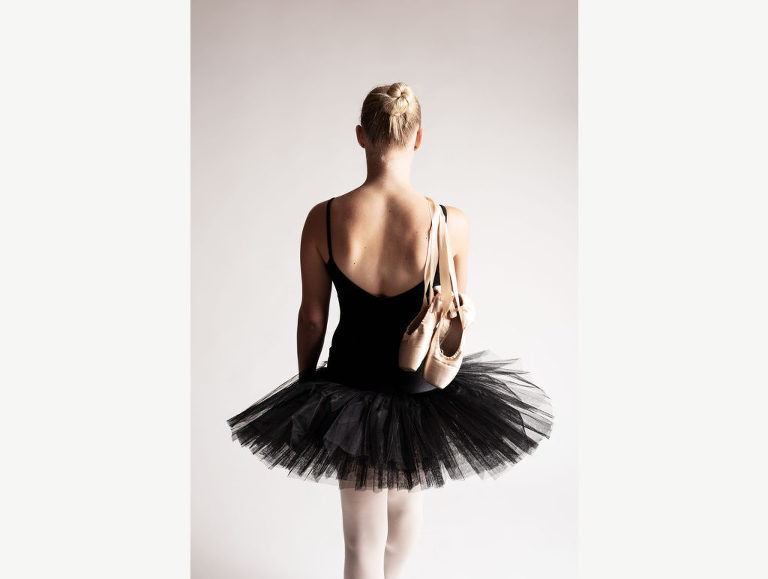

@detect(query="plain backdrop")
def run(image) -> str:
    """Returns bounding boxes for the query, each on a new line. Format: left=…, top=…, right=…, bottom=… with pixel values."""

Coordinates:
left=192, top=0, right=576, bottom=577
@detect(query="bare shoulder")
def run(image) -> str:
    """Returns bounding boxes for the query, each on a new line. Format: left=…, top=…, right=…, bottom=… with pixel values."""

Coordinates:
left=305, top=199, right=328, bottom=226
left=301, top=200, right=324, bottom=237
left=300, top=199, right=331, bottom=256
left=444, top=204, right=469, bottom=236
left=443, top=204, right=470, bottom=254
left=444, top=204, right=468, bottom=226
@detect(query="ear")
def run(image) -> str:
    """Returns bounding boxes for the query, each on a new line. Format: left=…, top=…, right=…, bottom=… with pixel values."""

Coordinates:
left=414, top=126, right=423, bottom=150
left=355, top=125, right=366, bottom=148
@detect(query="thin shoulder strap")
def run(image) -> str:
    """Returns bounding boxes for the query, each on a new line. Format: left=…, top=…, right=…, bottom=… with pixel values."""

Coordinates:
left=326, top=197, right=335, bottom=261
left=430, top=204, right=448, bottom=289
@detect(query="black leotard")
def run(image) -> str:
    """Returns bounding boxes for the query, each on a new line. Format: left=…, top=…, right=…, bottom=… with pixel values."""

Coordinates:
left=323, top=196, right=446, bottom=394
left=227, top=198, right=555, bottom=491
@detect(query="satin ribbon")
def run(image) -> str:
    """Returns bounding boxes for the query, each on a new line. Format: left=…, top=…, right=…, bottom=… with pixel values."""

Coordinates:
left=420, top=197, right=442, bottom=308
left=447, top=292, right=476, bottom=327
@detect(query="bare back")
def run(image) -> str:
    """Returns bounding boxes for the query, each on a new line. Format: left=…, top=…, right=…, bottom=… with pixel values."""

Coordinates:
left=323, top=190, right=438, bottom=298
left=298, top=186, right=469, bottom=332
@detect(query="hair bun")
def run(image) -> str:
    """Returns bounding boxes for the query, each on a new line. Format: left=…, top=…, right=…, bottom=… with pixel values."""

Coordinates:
left=360, top=82, right=421, bottom=148
left=388, top=85, right=412, bottom=117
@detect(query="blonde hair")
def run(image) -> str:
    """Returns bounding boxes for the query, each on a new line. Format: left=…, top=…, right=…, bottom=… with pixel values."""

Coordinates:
left=359, top=82, right=422, bottom=150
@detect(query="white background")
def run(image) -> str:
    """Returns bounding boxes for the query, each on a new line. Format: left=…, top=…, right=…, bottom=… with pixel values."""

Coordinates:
left=1, top=1, right=766, bottom=578
left=192, top=0, right=576, bottom=577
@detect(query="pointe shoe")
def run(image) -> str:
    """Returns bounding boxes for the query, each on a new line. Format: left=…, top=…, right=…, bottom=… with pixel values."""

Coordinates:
left=423, top=292, right=469, bottom=388
left=399, top=285, right=444, bottom=371
left=447, top=292, right=476, bottom=328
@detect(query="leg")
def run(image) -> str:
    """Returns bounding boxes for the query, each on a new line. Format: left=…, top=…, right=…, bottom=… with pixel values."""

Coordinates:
left=384, top=485, right=424, bottom=579
left=339, top=484, right=388, bottom=579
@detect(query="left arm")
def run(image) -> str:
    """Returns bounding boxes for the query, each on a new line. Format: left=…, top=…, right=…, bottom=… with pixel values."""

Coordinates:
left=445, top=205, right=475, bottom=324
left=297, top=202, right=333, bottom=380
left=445, top=205, right=470, bottom=295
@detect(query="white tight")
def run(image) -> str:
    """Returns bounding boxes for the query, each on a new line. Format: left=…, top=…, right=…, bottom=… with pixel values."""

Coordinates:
left=339, top=483, right=424, bottom=579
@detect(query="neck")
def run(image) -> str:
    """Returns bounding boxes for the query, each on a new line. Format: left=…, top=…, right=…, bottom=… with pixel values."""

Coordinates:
left=362, top=147, right=414, bottom=190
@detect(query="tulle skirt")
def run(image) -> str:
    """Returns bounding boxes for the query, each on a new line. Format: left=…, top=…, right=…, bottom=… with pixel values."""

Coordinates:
left=226, top=350, right=555, bottom=492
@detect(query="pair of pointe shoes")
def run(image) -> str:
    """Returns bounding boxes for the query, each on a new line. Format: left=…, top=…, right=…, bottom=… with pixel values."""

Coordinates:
left=399, top=285, right=476, bottom=388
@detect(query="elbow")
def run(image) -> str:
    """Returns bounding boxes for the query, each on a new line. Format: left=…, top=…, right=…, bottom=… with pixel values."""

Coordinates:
left=298, top=309, right=326, bottom=330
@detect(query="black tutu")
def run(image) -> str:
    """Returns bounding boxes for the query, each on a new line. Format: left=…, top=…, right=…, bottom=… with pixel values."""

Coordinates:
left=226, top=349, right=554, bottom=492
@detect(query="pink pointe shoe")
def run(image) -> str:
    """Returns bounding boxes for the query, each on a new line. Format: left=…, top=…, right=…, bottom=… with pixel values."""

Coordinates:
left=399, top=285, right=444, bottom=371
left=422, top=292, right=472, bottom=388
